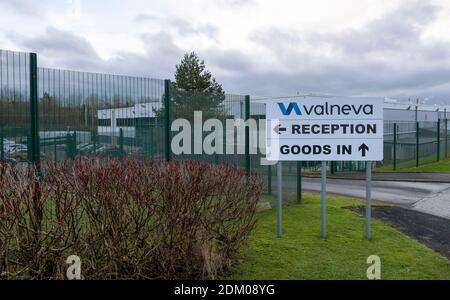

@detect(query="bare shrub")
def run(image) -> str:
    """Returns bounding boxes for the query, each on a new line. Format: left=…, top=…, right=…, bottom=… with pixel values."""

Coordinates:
left=0, top=157, right=261, bottom=279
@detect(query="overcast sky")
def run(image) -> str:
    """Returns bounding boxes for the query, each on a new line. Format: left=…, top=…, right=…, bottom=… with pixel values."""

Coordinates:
left=1, top=0, right=450, bottom=103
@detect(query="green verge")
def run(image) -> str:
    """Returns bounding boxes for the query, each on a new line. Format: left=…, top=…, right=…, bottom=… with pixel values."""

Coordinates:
left=229, top=193, right=450, bottom=280
left=375, top=154, right=450, bottom=172
left=376, top=156, right=450, bottom=173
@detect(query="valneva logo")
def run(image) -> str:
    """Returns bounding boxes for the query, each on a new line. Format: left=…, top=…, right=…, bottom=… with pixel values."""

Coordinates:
left=278, top=101, right=374, bottom=116
left=278, top=102, right=302, bottom=116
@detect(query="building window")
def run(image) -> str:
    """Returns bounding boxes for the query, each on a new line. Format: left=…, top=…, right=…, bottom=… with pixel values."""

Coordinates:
left=117, top=118, right=135, bottom=127
left=98, top=119, right=111, bottom=126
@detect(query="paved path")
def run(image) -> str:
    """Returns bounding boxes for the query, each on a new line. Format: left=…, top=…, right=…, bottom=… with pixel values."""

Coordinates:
left=281, top=176, right=450, bottom=219
left=308, top=172, right=450, bottom=183
left=413, top=187, right=450, bottom=219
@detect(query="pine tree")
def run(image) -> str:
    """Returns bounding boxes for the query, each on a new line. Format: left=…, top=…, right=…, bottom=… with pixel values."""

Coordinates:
left=173, top=52, right=224, bottom=95
left=157, top=52, right=226, bottom=121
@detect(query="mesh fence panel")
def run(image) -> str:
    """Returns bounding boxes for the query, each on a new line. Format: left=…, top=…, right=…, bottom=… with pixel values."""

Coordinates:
left=439, top=120, right=447, bottom=161
left=0, top=50, right=30, bottom=163
left=446, top=120, right=450, bottom=160
left=381, top=120, right=449, bottom=170
left=418, top=121, right=438, bottom=165
left=37, top=68, right=166, bottom=161
left=168, top=88, right=249, bottom=167
left=4, top=48, right=450, bottom=197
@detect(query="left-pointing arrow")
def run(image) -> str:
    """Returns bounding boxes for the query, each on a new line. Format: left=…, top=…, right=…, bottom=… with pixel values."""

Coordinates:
left=274, top=125, right=287, bottom=135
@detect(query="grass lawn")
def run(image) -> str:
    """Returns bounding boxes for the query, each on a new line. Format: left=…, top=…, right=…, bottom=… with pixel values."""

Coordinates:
left=375, top=152, right=450, bottom=173
left=376, top=156, right=450, bottom=173
left=230, top=193, right=450, bottom=280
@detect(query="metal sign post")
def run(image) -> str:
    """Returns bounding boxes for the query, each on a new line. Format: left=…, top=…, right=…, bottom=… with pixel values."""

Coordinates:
left=266, top=96, right=384, bottom=239
left=321, top=161, right=327, bottom=239
left=277, top=161, right=283, bottom=238
left=366, top=161, right=372, bottom=240
left=266, top=97, right=384, bottom=162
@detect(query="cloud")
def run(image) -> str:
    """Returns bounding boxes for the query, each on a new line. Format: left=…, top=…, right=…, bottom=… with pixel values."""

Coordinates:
left=249, top=1, right=443, bottom=65
left=327, top=0, right=440, bottom=57
left=206, top=49, right=253, bottom=74
left=0, top=0, right=44, bottom=16
left=108, top=31, right=183, bottom=78
left=10, top=26, right=182, bottom=79
left=133, top=14, right=219, bottom=40
left=133, top=13, right=158, bottom=23
left=224, top=0, right=450, bottom=102
left=4, top=0, right=450, bottom=104
left=219, top=0, right=257, bottom=8
left=9, top=27, right=102, bottom=70
left=169, top=18, right=219, bottom=39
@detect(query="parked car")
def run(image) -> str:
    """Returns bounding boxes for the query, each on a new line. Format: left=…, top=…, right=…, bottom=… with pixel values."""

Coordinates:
left=9, top=150, right=29, bottom=162
left=5, top=143, right=29, bottom=162
left=2, top=139, right=17, bottom=153
left=8, top=150, right=46, bottom=162
left=7, top=143, right=28, bottom=154
left=57, top=143, right=67, bottom=151
left=94, top=146, right=126, bottom=158
left=76, top=143, right=104, bottom=155
left=0, top=154, right=18, bottom=164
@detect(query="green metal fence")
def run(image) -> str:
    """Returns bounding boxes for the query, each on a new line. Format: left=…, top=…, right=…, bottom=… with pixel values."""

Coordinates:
left=0, top=50, right=31, bottom=164
left=2, top=49, right=450, bottom=204
left=167, top=88, right=250, bottom=169
left=36, top=67, right=167, bottom=162
left=382, top=120, right=450, bottom=170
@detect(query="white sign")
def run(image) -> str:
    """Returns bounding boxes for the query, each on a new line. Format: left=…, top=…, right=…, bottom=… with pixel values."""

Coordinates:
left=266, top=97, right=384, bottom=161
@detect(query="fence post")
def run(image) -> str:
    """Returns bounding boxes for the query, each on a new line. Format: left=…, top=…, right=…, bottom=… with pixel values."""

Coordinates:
left=92, top=130, right=97, bottom=154
left=437, top=119, right=441, bottom=162
left=27, top=132, right=32, bottom=161
left=393, top=123, right=397, bottom=171
left=0, top=133, right=4, bottom=161
left=267, top=164, right=272, bottom=195
left=164, top=80, right=171, bottom=161
left=54, top=137, right=57, bottom=162
left=66, top=133, right=70, bottom=158
left=72, top=132, right=77, bottom=157
left=29, top=52, right=40, bottom=174
left=297, top=161, right=302, bottom=204
left=446, top=118, right=448, bottom=159
left=119, top=128, right=124, bottom=155
left=416, top=122, right=420, bottom=168
left=66, top=133, right=76, bottom=159
left=149, top=127, right=154, bottom=157
left=245, top=95, right=251, bottom=177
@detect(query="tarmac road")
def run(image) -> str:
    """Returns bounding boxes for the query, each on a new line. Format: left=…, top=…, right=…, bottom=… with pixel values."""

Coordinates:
left=280, top=175, right=450, bottom=218
left=301, top=177, right=450, bottom=206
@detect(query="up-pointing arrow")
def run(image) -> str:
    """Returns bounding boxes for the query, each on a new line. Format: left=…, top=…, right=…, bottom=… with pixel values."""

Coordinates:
left=358, top=143, right=369, bottom=157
